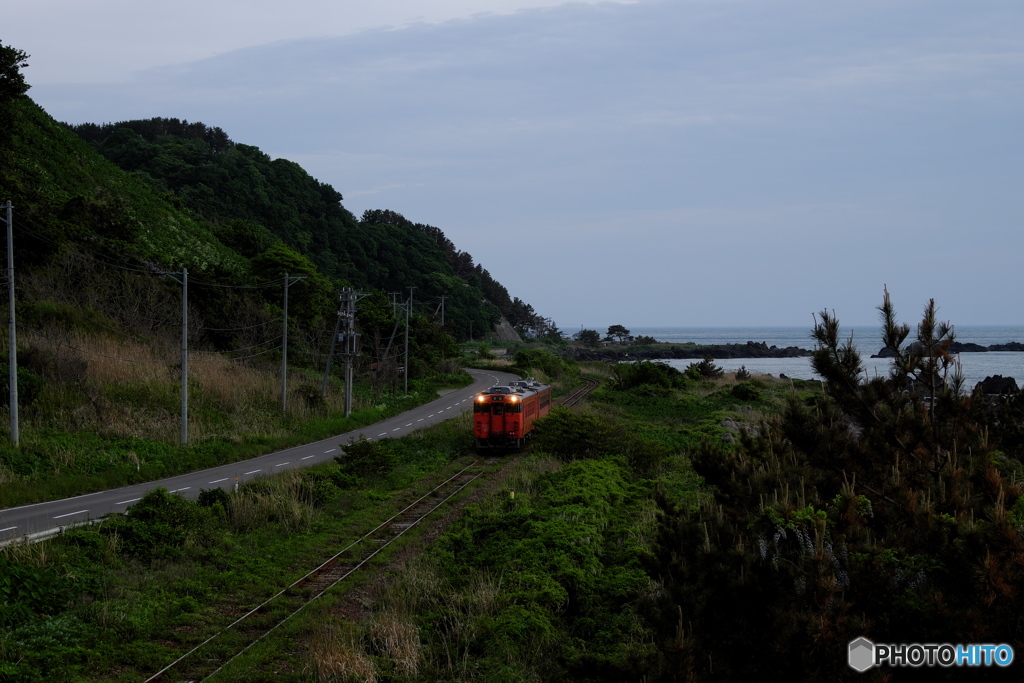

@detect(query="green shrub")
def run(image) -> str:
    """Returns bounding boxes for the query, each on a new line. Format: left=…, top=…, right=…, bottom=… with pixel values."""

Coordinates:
left=611, top=361, right=685, bottom=391
left=731, top=382, right=761, bottom=401
left=512, top=348, right=578, bottom=380
left=336, top=437, right=397, bottom=477
left=0, top=558, right=73, bottom=628
left=102, top=487, right=210, bottom=560
left=685, top=355, right=724, bottom=381
left=197, top=486, right=229, bottom=508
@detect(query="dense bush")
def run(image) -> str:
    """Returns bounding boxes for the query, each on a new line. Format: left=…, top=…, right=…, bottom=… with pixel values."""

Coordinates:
left=512, top=348, right=578, bottom=380
left=533, top=406, right=669, bottom=475
left=684, top=354, right=724, bottom=381
left=644, top=297, right=1024, bottom=679
left=611, top=360, right=686, bottom=391
left=336, top=437, right=398, bottom=478
left=0, top=557, right=73, bottom=628
left=101, top=487, right=213, bottom=560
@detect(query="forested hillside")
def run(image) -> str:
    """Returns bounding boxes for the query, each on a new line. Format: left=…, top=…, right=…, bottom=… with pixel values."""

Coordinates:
left=66, top=119, right=551, bottom=341
left=0, top=48, right=551, bottom=503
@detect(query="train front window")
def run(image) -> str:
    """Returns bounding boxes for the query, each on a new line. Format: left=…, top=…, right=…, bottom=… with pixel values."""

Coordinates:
left=474, top=402, right=489, bottom=413
left=492, top=405, right=504, bottom=415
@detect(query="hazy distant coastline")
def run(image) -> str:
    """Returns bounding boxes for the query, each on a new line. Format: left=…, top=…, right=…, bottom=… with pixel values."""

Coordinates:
left=610, top=326, right=1024, bottom=386
left=568, top=341, right=810, bottom=362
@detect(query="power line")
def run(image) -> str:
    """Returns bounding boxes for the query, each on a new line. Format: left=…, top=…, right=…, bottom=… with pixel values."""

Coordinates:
left=28, top=329, right=283, bottom=365
left=14, top=215, right=293, bottom=289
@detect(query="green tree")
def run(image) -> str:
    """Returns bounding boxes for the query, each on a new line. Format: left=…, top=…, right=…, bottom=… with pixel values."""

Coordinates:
left=685, top=354, right=723, bottom=380
left=0, top=41, right=29, bottom=101
left=250, top=242, right=335, bottom=330
left=607, top=324, right=631, bottom=343
left=576, top=328, right=601, bottom=346
left=645, top=293, right=1024, bottom=679
left=0, top=41, right=30, bottom=146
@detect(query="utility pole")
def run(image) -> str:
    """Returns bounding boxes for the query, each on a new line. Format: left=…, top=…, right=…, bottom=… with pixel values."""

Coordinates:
left=404, top=286, right=415, bottom=395
left=180, top=269, right=188, bottom=445
left=2, top=201, right=17, bottom=446
left=177, top=268, right=188, bottom=445
left=341, top=288, right=365, bottom=417
left=320, top=288, right=365, bottom=415
left=160, top=268, right=189, bottom=443
left=321, top=304, right=343, bottom=399
left=440, top=295, right=446, bottom=327
left=280, top=273, right=306, bottom=412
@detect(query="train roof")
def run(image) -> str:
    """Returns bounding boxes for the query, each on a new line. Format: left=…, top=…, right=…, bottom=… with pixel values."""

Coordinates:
left=480, top=379, right=549, bottom=396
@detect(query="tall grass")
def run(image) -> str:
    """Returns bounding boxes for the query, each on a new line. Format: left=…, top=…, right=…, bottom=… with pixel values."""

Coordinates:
left=228, top=471, right=323, bottom=533
left=10, top=328, right=357, bottom=441
left=307, top=624, right=377, bottom=683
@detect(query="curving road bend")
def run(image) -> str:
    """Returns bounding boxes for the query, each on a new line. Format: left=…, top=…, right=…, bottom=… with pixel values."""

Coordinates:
left=0, top=368, right=519, bottom=546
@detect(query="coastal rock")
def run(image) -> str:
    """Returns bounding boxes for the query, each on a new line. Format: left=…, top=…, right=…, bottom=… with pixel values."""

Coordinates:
left=975, top=375, right=1018, bottom=395
left=949, top=342, right=989, bottom=353
left=564, top=342, right=812, bottom=363
left=871, top=340, right=1022, bottom=358
left=721, top=418, right=758, bottom=443
left=989, top=342, right=1024, bottom=352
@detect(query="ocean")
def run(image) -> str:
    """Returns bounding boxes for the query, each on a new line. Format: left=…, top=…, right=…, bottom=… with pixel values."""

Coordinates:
left=628, top=325, right=1024, bottom=388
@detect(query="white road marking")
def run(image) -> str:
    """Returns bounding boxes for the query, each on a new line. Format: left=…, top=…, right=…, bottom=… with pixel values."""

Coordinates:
left=54, top=510, right=88, bottom=519
left=324, top=448, right=336, bottom=453
left=169, top=487, right=191, bottom=493
left=1, top=526, right=17, bottom=532
left=1, top=490, right=103, bottom=513
left=116, top=498, right=141, bottom=505
left=274, top=462, right=290, bottom=467
left=378, top=433, right=387, bottom=437
left=417, top=419, right=423, bottom=422
left=209, top=478, right=229, bottom=484
left=244, top=470, right=261, bottom=475
left=301, top=455, right=316, bottom=460
left=392, top=428, right=400, bottom=432
left=405, top=423, right=413, bottom=427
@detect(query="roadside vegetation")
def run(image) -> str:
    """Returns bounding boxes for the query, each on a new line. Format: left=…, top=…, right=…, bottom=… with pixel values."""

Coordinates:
left=0, top=411, right=480, bottom=681
left=0, top=48, right=550, bottom=508
left=272, top=297, right=1024, bottom=682
left=281, top=355, right=812, bottom=681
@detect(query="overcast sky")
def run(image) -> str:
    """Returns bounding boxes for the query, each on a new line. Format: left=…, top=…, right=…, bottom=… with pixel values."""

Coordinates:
left=8, top=0, right=1024, bottom=329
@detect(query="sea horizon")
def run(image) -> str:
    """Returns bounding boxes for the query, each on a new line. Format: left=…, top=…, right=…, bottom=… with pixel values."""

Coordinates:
left=624, top=325, right=1024, bottom=387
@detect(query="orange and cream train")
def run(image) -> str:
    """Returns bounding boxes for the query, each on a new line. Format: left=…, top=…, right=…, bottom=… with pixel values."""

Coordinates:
left=472, top=379, right=552, bottom=450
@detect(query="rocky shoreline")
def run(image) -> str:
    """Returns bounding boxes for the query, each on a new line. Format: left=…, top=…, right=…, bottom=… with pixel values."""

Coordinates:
left=565, top=340, right=811, bottom=363
left=871, top=341, right=1024, bottom=358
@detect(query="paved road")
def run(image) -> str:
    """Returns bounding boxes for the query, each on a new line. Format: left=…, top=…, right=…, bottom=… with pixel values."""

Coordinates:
left=0, top=368, right=518, bottom=545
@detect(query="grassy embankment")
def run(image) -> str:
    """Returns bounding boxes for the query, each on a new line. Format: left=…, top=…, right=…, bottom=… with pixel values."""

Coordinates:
left=0, top=351, right=567, bottom=680
left=0, top=399, right=483, bottom=681
left=0, top=322, right=472, bottom=508
left=245, top=358, right=819, bottom=681
left=0, top=351, right=817, bottom=681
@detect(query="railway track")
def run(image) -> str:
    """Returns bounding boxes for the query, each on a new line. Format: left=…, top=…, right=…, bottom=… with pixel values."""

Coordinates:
left=558, top=377, right=599, bottom=408
left=145, top=376, right=598, bottom=681
left=144, top=458, right=495, bottom=682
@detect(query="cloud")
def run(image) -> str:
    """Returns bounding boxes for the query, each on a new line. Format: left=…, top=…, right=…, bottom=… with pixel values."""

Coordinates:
left=28, top=0, right=1024, bottom=326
